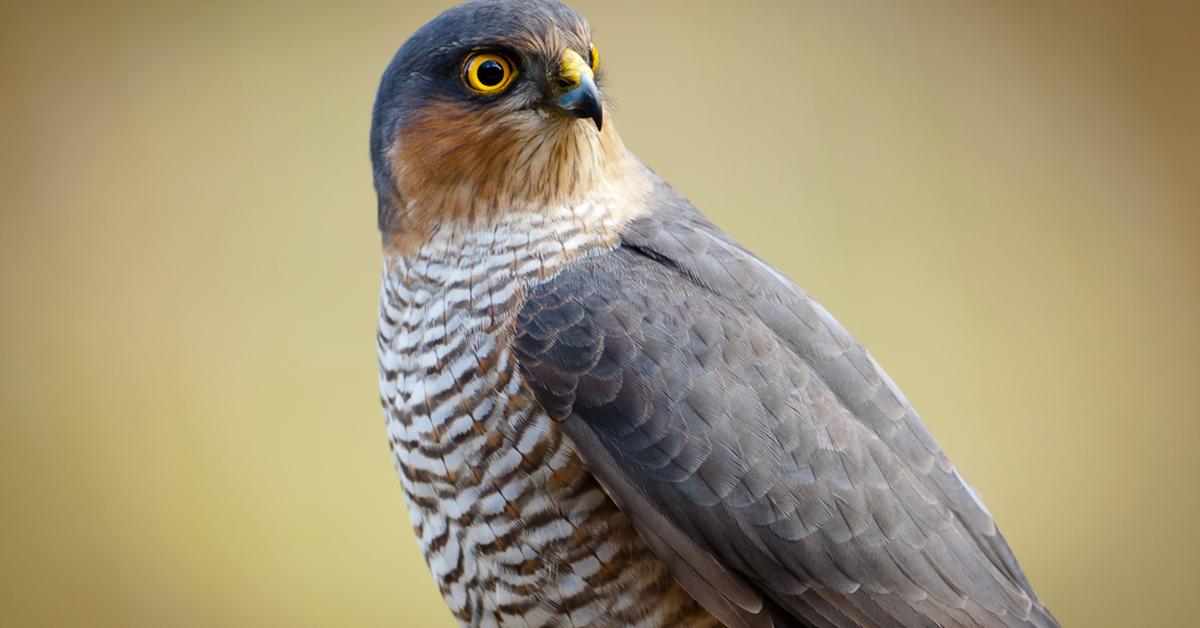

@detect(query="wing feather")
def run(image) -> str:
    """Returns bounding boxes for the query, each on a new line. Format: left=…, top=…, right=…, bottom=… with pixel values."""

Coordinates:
left=513, top=188, right=1056, bottom=627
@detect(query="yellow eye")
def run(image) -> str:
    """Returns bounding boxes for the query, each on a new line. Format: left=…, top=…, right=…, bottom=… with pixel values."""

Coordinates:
left=463, top=52, right=515, bottom=94
left=589, top=44, right=600, bottom=71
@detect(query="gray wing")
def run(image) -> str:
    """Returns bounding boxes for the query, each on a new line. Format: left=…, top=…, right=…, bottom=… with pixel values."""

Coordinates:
left=512, top=187, right=1057, bottom=628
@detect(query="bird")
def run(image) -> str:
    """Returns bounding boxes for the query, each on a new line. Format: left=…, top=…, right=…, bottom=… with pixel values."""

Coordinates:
left=371, top=1, right=1058, bottom=626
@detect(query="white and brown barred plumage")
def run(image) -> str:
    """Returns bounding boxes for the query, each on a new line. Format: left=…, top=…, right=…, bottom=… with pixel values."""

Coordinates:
left=378, top=199, right=719, bottom=626
left=372, top=1, right=1058, bottom=626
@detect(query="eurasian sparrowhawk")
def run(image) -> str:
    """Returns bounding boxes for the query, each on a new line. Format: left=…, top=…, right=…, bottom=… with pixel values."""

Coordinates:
left=371, top=1, right=1057, bottom=626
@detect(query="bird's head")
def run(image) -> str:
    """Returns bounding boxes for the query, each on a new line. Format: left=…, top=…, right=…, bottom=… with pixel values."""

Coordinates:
left=371, top=0, right=634, bottom=239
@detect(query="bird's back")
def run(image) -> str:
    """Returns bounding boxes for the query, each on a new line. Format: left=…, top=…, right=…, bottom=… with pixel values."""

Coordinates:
left=379, top=170, right=1057, bottom=627
left=505, top=175, right=1058, bottom=628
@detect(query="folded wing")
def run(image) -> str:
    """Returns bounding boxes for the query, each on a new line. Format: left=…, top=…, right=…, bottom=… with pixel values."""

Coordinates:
left=512, top=197, right=1057, bottom=628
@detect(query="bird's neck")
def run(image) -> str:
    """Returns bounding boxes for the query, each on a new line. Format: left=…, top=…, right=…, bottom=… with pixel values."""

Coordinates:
left=381, top=123, right=650, bottom=260
left=381, top=135, right=648, bottom=260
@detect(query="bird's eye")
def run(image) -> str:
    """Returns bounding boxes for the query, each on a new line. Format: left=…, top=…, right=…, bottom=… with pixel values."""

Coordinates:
left=463, top=52, right=515, bottom=94
left=589, top=44, right=600, bottom=71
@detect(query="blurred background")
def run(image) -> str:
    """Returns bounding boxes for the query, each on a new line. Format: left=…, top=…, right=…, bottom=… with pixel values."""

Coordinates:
left=2, top=0, right=1197, bottom=626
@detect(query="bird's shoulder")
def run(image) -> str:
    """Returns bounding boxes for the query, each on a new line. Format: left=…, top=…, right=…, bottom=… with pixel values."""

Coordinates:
left=511, top=177, right=1055, bottom=627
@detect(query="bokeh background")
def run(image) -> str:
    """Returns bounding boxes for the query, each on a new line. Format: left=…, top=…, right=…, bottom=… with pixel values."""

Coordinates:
left=3, top=0, right=1197, bottom=626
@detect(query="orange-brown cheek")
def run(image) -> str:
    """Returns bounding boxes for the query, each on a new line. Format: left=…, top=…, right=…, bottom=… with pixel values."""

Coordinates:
left=383, top=96, right=629, bottom=239
left=390, top=101, right=527, bottom=210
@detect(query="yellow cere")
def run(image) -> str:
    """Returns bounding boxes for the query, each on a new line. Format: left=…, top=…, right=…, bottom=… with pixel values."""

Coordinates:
left=559, top=49, right=594, bottom=88
left=463, top=52, right=515, bottom=94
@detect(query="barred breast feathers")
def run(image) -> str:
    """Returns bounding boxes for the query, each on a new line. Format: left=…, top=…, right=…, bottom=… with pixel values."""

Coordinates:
left=374, top=155, right=717, bottom=625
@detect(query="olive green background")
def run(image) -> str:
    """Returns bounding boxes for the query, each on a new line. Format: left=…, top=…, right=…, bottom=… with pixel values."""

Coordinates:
left=2, top=1, right=1197, bottom=626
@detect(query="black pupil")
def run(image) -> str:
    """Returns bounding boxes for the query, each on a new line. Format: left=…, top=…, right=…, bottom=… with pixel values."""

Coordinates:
left=477, top=60, right=505, bottom=87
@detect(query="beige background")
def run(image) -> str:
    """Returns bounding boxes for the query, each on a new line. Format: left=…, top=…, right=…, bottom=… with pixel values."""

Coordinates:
left=3, top=0, right=1198, bottom=626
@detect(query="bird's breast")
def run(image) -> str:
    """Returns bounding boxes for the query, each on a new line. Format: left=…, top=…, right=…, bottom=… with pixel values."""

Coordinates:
left=376, top=206, right=717, bottom=626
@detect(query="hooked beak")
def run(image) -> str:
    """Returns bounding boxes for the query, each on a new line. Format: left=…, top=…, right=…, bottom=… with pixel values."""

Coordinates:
left=553, top=49, right=603, bottom=131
